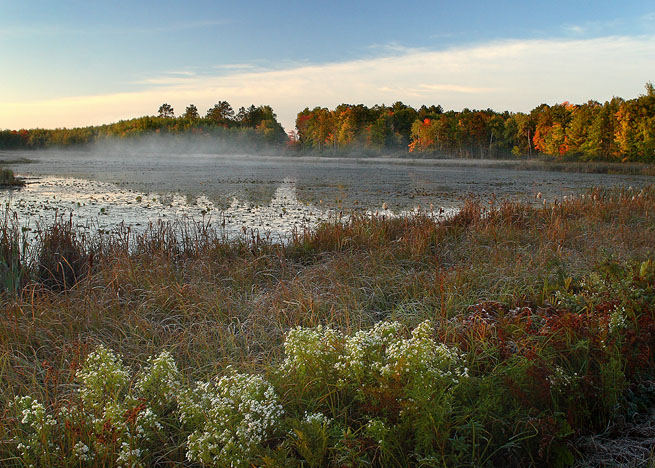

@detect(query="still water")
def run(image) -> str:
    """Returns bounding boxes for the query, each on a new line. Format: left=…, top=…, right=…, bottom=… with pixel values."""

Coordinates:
left=2, top=150, right=652, bottom=240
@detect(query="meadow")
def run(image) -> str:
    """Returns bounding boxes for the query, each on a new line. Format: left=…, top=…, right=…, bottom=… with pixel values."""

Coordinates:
left=1, top=186, right=654, bottom=467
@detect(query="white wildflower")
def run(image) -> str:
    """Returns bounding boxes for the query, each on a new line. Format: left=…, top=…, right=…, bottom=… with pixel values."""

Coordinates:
left=181, top=372, right=284, bottom=468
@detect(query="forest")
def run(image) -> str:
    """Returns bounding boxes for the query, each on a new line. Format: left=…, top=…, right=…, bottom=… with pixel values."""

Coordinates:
left=295, top=83, right=655, bottom=162
left=1, top=84, right=654, bottom=162
left=0, top=102, right=288, bottom=151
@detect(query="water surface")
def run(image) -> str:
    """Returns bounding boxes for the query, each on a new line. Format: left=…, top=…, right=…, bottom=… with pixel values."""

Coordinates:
left=2, top=150, right=652, bottom=239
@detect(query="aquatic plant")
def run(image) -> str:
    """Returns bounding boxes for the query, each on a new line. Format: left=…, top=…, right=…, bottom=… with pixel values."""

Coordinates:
left=0, top=211, right=27, bottom=294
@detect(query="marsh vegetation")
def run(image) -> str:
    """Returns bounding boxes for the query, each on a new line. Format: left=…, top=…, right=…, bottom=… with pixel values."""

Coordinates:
left=1, top=186, right=654, bottom=467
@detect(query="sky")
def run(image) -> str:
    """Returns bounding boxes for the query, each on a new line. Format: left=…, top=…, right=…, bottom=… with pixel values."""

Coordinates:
left=1, top=0, right=655, bottom=132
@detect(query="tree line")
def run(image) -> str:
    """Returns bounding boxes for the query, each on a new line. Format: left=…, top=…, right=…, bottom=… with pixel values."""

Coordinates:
left=1, top=84, right=654, bottom=162
left=294, top=83, right=655, bottom=162
left=0, top=102, right=287, bottom=150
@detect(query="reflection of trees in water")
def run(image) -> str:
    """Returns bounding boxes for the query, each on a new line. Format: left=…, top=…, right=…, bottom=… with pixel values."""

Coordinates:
left=203, top=183, right=278, bottom=210
left=238, top=183, right=277, bottom=206
left=294, top=185, right=316, bottom=207
left=295, top=180, right=408, bottom=212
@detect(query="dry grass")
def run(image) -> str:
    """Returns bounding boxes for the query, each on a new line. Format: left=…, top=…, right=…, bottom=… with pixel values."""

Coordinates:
left=1, top=187, right=654, bottom=381
left=0, top=185, right=654, bottom=465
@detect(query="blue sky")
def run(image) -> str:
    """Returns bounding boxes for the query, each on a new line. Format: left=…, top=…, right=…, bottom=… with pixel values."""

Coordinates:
left=1, top=0, right=654, bottom=131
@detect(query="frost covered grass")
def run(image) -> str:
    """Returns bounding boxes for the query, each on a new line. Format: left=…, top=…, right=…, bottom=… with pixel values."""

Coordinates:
left=1, top=186, right=655, bottom=466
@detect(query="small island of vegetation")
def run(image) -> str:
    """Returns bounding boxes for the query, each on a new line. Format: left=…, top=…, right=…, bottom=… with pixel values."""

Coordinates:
left=0, top=168, right=25, bottom=187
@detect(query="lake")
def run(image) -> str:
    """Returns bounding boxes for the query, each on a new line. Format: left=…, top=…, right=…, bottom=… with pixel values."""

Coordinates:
left=2, top=149, right=653, bottom=240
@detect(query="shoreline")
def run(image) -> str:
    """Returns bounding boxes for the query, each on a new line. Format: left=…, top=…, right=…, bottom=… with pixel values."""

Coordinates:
left=3, top=148, right=653, bottom=176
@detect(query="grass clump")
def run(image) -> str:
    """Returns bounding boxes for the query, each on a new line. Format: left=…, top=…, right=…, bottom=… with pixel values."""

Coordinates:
left=35, top=215, right=92, bottom=290
left=0, top=213, right=27, bottom=294
left=0, top=185, right=655, bottom=466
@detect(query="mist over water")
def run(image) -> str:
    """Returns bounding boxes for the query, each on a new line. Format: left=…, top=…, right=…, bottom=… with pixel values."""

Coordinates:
left=2, top=146, right=653, bottom=239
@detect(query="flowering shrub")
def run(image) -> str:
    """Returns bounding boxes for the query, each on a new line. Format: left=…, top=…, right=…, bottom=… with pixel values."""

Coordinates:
left=285, top=320, right=467, bottom=399
left=135, top=350, right=181, bottom=412
left=282, top=319, right=469, bottom=464
left=12, top=396, right=59, bottom=467
left=336, top=320, right=403, bottom=383
left=179, top=371, right=284, bottom=468
left=10, top=348, right=174, bottom=468
left=75, top=347, right=170, bottom=467
left=288, top=411, right=334, bottom=467
left=76, top=344, right=129, bottom=413
left=282, top=325, right=342, bottom=381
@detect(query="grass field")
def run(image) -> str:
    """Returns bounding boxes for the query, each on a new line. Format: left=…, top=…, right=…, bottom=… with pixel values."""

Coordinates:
left=1, top=186, right=654, bottom=467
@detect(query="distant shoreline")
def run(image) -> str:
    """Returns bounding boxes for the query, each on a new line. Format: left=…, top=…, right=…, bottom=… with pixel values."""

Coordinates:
left=2, top=149, right=654, bottom=176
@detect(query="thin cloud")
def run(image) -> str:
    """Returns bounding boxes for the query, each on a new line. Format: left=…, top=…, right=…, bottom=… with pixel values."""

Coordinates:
left=164, top=71, right=197, bottom=76
left=366, top=42, right=426, bottom=55
left=563, top=25, right=587, bottom=35
left=2, top=35, right=655, bottom=131
left=417, top=84, right=494, bottom=94
left=213, top=63, right=259, bottom=70
left=561, top=18, right=624, bottom=37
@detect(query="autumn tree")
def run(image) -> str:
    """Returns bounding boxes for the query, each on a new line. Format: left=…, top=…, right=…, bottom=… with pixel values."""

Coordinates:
left=565, top=102, right=597, bottom=156
left=409, top=118, right=438, bottom=153
left=581, top=98, right=622, bottom=160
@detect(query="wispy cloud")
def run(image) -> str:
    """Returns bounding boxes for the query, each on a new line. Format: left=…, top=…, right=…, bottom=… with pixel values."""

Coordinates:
left=417, top=84, right=494, bottom=94
left=563, top=24, right=587, bottom=35
left=561, top=19, right=624, bottom=37
left=213, top=63, right=259, bottom=70
left=165, top=71, right=197, bottom=77
left=366, top=42, right=425, bottom=55
left=2, top=35, right=655, bottom=131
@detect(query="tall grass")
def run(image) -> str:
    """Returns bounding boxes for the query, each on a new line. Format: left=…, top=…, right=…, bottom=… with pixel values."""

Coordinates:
left=0, top=185, right=654, bottom=466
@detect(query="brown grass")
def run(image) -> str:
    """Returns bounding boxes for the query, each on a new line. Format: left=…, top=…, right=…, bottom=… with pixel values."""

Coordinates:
left=0, top=186, right=654, bottom=407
